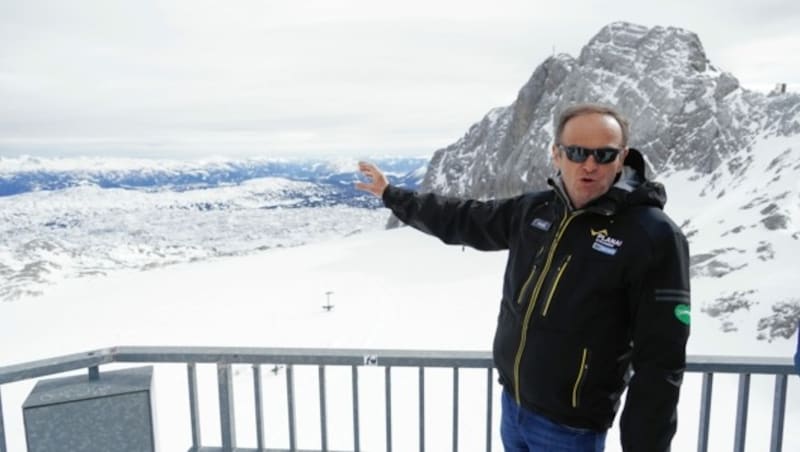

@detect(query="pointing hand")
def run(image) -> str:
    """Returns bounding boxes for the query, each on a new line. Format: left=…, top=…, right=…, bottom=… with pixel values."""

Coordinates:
left=355, top=161, right=388, bottom=197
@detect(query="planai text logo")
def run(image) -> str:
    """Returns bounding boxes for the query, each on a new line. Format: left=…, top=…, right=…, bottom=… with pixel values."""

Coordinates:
left=590, top=228, right=623, bottom=256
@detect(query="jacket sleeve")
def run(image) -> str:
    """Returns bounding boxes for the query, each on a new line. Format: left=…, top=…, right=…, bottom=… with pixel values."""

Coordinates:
left=381, top=185, right=517, bottom=251
left=795, top=319, right=800, bottom=375
left=620, top=224, right=691, bottom=452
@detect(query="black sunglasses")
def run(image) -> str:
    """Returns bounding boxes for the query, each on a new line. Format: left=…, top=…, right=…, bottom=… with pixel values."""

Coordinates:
left=556, top=144, right=621, bottom=164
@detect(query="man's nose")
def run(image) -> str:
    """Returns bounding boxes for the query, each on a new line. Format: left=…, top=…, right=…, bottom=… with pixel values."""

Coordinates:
left=581, top=156, right=599, bottom=171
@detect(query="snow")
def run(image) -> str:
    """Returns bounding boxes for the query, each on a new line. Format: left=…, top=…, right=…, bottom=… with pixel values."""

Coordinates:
left=651, top=129, right=800, bottom=340
left=1, top=226, right=798, bottom=451
left=0, top=176, right=388, bottom=301
left=312, top=157, right=361, bottom=175
left=433, top=163, right=449, bottom=190
left=485, top=107, right=506, bottom=127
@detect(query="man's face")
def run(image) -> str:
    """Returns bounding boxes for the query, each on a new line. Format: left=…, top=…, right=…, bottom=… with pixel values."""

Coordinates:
left=552, top=113, right=628, bottom=209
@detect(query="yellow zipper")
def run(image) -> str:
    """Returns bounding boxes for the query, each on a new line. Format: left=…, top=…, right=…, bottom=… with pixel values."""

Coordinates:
left=515, top=246, right=544, bottom=305
left=572, top=348, right=590, bottom=408
left=541, top=254, right=572, bottom=317
left=516, top=265, right=537, bottom=305
left=512, top=211, right=581, bottom=404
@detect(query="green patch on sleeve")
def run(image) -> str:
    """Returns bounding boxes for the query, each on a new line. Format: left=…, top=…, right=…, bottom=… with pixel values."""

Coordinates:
left=674, top=304, right=691, bottom=325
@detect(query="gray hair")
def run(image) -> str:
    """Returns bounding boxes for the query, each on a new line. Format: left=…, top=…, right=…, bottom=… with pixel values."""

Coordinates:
left=555, top=103, right=630, bottom=147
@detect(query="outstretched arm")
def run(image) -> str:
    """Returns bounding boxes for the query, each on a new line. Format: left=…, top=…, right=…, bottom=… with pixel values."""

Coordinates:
left=354, top=161, right=518, bottom=251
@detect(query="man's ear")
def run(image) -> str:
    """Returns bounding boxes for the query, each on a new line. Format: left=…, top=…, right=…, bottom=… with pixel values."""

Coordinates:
left=551, top=144, right=560, bottom=162
left=551, top=144, right=563, bottom=174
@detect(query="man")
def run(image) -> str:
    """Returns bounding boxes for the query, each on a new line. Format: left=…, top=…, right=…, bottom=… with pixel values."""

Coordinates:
left=356, top=103, right=690, bottom=452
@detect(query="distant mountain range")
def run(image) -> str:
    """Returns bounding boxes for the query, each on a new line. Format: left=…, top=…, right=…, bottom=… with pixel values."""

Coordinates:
left=0, top=156, right=428, bottom=203
left=0, top=156, right=428, bottom=302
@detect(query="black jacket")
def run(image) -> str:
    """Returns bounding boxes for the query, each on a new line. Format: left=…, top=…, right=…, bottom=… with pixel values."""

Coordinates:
left=382, top=149, right=690, bottom=452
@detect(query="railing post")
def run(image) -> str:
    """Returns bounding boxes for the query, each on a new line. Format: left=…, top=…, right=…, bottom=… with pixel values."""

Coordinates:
left=217, top=363, right=237, bottom=451
left=733, top=373, right=750, bottom=452
left=486, top=368, right=493, bottom=452
left=88, top=365, right=100, bottom=381
left=770, top=374, right=787, bottom=452
left=352, top=365, right=361, bottom=452
left=187, top=363, right=202, bottom=450
left=385, top=366, right=393, bottom=452
left=0, top=386, right=7, bottom=452
left=319, top=365, right=328, bottom=452
left=697, top=372, right=713, bottom=452
left=287, top=365, right=297, bottom=452
left=419, top=367, right=426, bottom=452
left=453, top=367, right=459, bottom=452
left=253, top=364, right=265, bottom=450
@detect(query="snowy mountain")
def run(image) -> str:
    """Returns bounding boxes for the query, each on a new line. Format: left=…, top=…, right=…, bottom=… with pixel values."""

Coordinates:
left=0, top=156, right=428, bottom=302
left=406, top=22, right=800, bottom=340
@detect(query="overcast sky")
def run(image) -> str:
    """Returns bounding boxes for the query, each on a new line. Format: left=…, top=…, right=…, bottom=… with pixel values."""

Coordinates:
left=1, top=0, right=798, bottom=159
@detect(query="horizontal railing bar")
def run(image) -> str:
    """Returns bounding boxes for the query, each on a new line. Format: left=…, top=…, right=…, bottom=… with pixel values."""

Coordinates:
left=686, top=355, right=794, bottom=374
left=2, top=347, right=796, bottom=385
left=110, top=348, right=800, bottom=374
left=112, top=346, right=495, bottom=368
left=0, top=348, right=114, bottom=384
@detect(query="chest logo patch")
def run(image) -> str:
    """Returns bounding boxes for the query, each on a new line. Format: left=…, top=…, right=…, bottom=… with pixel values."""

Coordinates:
left=590, top=228, right=623, bottom=256
left=531, top=218, right=552, bottom=231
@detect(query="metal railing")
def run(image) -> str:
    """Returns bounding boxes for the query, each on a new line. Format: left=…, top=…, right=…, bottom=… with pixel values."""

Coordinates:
left=0, top=346, right=795, bottom=452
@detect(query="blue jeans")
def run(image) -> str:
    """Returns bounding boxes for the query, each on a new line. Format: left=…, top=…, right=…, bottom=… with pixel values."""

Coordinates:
left=501, top=390, right=607, bottom=452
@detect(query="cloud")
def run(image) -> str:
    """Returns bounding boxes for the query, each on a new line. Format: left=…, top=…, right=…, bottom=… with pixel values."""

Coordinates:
left=718, top=33, right=800, bottom=88
left=1, top=0, right=798, bottom=158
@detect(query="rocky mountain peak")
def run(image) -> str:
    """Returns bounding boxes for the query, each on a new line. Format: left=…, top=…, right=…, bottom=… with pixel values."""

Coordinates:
left=580, top=22, right=710, bottom=76
left=416, top=21, right=799, bottom=200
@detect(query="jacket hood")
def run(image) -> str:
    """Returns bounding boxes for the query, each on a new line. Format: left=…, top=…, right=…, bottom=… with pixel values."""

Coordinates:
left=612, top=148, right=666, bottom=209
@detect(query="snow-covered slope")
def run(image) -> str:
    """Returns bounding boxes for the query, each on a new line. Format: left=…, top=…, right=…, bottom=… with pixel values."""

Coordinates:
left=0, top=228, right=796, bottom=451
left=661, top=133, right=800, bottom=341
left=0, top=178, right=388, bottom=301
left=0, top=156, right=428, bottom=301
